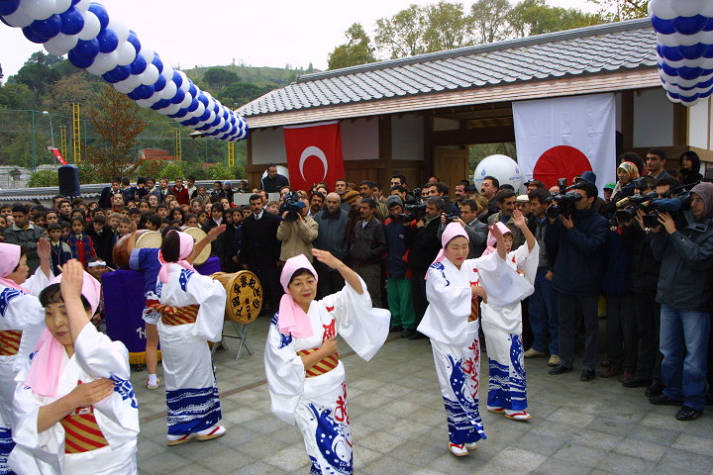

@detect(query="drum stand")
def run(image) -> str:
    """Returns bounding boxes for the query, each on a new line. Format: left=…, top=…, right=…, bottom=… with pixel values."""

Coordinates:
left=212, top=321, right=252, bottom=360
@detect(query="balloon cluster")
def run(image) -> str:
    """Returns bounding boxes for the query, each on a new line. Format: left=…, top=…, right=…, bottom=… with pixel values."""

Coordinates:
left=0, top=0, right=249, bottom=141
left=649, top=0, right=713, bottom=106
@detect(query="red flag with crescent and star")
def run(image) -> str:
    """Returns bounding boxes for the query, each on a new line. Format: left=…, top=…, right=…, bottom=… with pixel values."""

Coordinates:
left=283, top=121, right=345, bottom=192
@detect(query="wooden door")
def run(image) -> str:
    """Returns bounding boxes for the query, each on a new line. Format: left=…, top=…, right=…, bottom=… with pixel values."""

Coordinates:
left=433, top=147, right=469, bottom=188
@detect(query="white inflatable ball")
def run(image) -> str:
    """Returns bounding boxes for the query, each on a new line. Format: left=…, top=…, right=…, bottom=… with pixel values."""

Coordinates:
left=77, top=10, right=99, bottom=40
left=473, top=154, right=524, bottom=193
left=20, top=0, right=57, bottom=21
left=2, top=8, right=34, bottom=27
left=107, top=19, right=129, bottom=44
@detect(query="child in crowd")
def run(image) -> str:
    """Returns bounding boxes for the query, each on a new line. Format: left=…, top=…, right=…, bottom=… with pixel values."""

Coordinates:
left=47, top=223, right=72, bottom=275
left=66, top=218, right=97, bottom=268
left=118, top=217, right=133, bottom=237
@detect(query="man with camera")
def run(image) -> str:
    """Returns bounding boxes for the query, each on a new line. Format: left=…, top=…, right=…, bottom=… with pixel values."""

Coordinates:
left=276, top=192, right=319, bottom=263
left=647, top=182, right=713, bottom=420
left=546, top=182, right=609, bottom=381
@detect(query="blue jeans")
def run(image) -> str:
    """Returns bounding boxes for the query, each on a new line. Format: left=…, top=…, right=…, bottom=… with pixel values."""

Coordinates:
left=527, top=267, right=559, bottom=355
left=660, top=304, right=710, bottom=411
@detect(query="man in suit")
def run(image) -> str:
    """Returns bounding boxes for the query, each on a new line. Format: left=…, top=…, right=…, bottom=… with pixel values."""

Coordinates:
left=241, top=194, right=282, bottom=316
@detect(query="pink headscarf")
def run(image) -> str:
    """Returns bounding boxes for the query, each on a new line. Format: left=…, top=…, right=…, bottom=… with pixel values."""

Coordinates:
left=26, top=271, right=103, bottom=397
left=158, top=231, right=195, bottom=283
left=278, top=254, right=318, bottom=338
left=428, top=222, right=469, bottom=274
left=0, top=243, right=27, bottom=291
left=482, top=222, right=511, bottom=256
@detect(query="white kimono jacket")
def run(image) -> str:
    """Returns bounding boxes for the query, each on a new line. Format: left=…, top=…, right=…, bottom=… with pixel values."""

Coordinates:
left=9, top=324, right=139, bottom=474
left=155, top=265, right=226, bottom=436
left=264, top=277, right=389, bottom=474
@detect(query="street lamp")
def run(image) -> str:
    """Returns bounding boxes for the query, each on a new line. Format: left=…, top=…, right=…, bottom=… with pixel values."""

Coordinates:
left=42, top=110, right=55, bottom=148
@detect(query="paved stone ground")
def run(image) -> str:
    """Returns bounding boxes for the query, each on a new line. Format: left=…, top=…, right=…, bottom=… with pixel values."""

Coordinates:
left=132, top=317, right=713, bottom=474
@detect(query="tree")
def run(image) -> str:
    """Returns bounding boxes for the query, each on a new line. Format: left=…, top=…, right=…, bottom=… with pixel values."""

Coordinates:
left=43, top=72, right=95, bottom=112
left=588, top=0, right=648, bottom=21
left=470, top=0, right=512, bottom=44
left=10, top=62, right=60, bottom=95
left=424, top=2, right=470, bottom=52
left=508, top=0, right=603, bottom=37
left=85, top=86, right=147, bottom=181
left=203, top=68, right=240, bottom=93
left=27, top=169, right=59, bottom=187
left=375, top=5, right=430, bottom=59
left=328, top=23, right=377, bottom=69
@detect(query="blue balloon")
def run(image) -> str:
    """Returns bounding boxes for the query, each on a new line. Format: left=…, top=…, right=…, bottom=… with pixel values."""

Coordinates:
left=97, top=28, right=118, bottom=53
left=126, top=30, right=141, bottom=54
left=679, top=66, right=703, bottom=81
left=198, top=110, right=211, bottom=122
left=680, top=43, right=705, bottom=60
left=103, top=64, right=131, bottom=83
left=130, top=54, right=147, bottom=75
left=661, top=45, right=684, bottom=62
left=31, top=15, right=62, bottom=39
left=705, top=17, right=713, bottom=32
left=674, top=15, right=707, bottom=36
left=153, top=74, right=166, bottom=92
left=216, top=123, right=231, bottom=134
left=181, top=117, right=200, bottom=127
left=0, top=0, right=20, bottom=16
left=651, top=16, right=675, bottom=35
left=68, top=50, right=94, bottom=69
left=209, top=116, right=221, bottom=128
left=169, top=89, right=185, bottom=105
left=172, top=71, right=183, bottom=89
left=60, top=7, right=84, bottom=35
left=188, top=83, right=198, bottom=98
left=151, top=54, right=163, bottom=74
left=151, top=99, right=171, bottom=111
left=131, top=84, right=154, bottom=100
left=195, top=123, right=211, bottom=131
left=660, top=62, right=677, bottom=76
left=69, top=39, right=100, bottom=68
left=22, top=26, right=50, bottom=44
left=127, top=89, right=141, bottom=100
left=197, top=94, right=209, bottom=107
left=187, top=99, right=199, bottom=112
left=704, top=44, right=713, bottom=58
left=170, top=108, right=190, bottom=119
left=88, top=2, right=109, bottom=30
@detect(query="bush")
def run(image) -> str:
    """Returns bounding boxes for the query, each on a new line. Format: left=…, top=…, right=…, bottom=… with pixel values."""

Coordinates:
left=27, top=169, right=58, bottom=187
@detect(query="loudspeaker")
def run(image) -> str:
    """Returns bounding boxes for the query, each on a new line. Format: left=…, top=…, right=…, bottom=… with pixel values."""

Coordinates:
left=58, top=165, right=81, bottom=197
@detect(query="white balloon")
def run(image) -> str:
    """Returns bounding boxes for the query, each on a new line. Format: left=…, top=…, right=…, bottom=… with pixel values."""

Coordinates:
left=138, top=64, right=159, bottom=85
left=20, top=0, right=57, bottom=21
left=85, top=50, right=119, bottom=75
left=77, top=11, right=100, bottom=40
left=44, top=32, right=78, bottom=56
left=473, top=155, right=524, bottom=193
left=176, top=71, right=190, bottom=92
left=158, top=80, right=177, bottom=100
left=116, top=41, right=136, bottom=66
left=53, top=0, right=71, bottom=14
left=113, top=79, right=135, bottom=94
left=140, top=47, right=154, bottom=64
left=158, top=103, right=181, bottom=116
left=107, top=19, right=129, bottom=44
left=179, top=93, right=192, bottom=109
left=74, top=0, right=90, bottom=12
left=2, top=9, right=34, bottom=27
left=193, top=102, right=206, bottom=118
left=161, top=65, right=175, bottom=82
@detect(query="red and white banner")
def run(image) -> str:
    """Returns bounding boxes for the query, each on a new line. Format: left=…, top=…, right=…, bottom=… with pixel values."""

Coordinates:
left=513, top=93, right=615, bottom=193
left=283, top=121, right=345, bottom=192
left=49, top=147, right=68, bottom=165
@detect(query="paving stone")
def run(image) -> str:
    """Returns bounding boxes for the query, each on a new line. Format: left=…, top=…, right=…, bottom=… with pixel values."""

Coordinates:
left=360, top=430, right=407, bottom=454
left=595, top=452, right=654, bottom=473
left=362, top=454, right=423, bottom=474
left=513, top=433, right=566, bottom=456
left=673, top=433, right=713, bottom=456
left=530, top=457, right=590, bottom=475
left=613, top=437, right=667, bottom=462
left=658, top=448, right=713, bottom=474
left=551, top=442, right=605, bottom=468
left=263, top=444, right=311, bottom=472
left=138, top=451, right=192, bottom=475
left=198, top=448, right=255, bottom=474
left=547, top=407, right=596, bottom=427
left=477, top=447, right=547, bottom=473
left=571, top=429, right=623, bottom=451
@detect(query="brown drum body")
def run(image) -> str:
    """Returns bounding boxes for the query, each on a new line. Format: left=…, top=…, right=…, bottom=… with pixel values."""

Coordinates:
left=211, top=271, right=262, bottom=324
left=183, top=227, right=210, bottom=265
left=113, top=230, right=152, bottom=269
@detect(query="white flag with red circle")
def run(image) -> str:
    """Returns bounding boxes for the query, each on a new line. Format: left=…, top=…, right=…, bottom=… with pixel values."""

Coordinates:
left=513, top=93, right=615, bottom=193
left=283, top=121, right=345, bottom=192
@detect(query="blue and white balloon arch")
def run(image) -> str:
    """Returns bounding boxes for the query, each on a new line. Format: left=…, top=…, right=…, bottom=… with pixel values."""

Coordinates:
left=650, top=0, right=713, bottom=106
left=0, top=0, right=249, bottom=142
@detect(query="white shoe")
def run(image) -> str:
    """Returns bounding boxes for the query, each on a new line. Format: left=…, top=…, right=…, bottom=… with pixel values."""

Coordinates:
left=504, top=410, right=532, bottom=421
left=448, top=443, right=469, bottom=457
left=465, top=442, right=478, bottom=450
left=524, top=348, right=545, bottom=358
left=197, top=425, right=226, bottom=441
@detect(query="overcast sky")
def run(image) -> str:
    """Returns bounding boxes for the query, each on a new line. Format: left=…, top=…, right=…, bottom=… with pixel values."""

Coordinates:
left=0, top=0, right=600, bottom=80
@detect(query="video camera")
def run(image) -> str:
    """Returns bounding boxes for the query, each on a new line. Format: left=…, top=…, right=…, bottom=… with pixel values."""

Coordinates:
left=279, top=191, right=305, bottom=221
left=404, top=188, right=426, bottom=218
left=546, top=191, right=582, bottom=219
left=615, top=190, right=691, bottom=228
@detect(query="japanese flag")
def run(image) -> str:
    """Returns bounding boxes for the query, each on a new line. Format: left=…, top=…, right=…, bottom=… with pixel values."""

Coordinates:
left=513, top=93, right=616, bottom=194
left=283, top=121, right=345, bottom=192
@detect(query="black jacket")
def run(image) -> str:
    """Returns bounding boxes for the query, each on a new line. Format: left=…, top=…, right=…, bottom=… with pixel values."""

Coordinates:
left=349, top=218, right=386, bottom=266
left=620, top=222, right=659, bottom=294
left=408, top=217, right=441, bottom=271
left=240, top=212, right=281, bottom=266
left=87, top=228, right=116, bottom=267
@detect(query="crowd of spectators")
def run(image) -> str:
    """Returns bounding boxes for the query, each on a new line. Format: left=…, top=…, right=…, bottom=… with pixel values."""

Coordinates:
left=1, top=151, right=711, bottom=421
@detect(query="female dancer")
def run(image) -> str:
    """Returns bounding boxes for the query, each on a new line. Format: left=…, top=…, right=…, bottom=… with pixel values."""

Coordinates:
left=11, top=260, right=139, bottom=473
left=264, top=249, right=389, bottom=474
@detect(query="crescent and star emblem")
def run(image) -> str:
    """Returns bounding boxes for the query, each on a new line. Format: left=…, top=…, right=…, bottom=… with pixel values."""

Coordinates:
left=299, top=146, right=329, bottom=182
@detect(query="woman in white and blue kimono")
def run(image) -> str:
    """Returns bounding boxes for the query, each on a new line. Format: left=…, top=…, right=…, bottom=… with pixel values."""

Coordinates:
left=418, top=221, right=534, bottom=457
left=479, top=212, right=538, bottom=422
left=153, top=230, right=227, bottom=445
left=264, top=249, right=390, bottom=475
left=10, top=260, right=139, bottom=474
left=0, top=241, right=53, bottom=473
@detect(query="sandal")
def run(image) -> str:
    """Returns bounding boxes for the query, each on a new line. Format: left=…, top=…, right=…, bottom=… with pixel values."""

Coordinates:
left=504, top=410, right=532, bottom=421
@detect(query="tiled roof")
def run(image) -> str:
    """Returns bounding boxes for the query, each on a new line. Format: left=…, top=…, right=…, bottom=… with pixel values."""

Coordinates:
left=239, top=18, right=657, bottom=118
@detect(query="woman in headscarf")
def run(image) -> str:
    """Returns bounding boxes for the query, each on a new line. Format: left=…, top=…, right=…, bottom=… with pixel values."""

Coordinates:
left=0, top=240, right=53, bottom=473
left=10, top=260, right=139, bottom=474
left=417, top=216, right=535, bottom=458
left=147, top=230, right=227, bottom=446
left=264, top=249, right=390, bottom=475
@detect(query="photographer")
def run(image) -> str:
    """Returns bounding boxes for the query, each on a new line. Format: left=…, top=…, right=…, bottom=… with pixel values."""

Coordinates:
left=276, top=193, right=319, bottom=262
left=546, top=182, right=609, bottom=381
left=647, top=182, right=713, bottom=421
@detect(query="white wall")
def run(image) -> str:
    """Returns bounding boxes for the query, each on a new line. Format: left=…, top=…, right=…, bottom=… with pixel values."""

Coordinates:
left=251, top=127, right=286, bottom=165
left=633, top=89, right=673, bottom=147
left=392, top=114, right=424, bottom=161
left=688, top=98, right=710, bottom=150
left=341, top=118, right=379, bottom=160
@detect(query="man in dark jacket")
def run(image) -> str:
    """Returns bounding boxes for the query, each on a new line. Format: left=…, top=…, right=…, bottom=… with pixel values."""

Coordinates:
left=87, top=215, right=115, bottom=268
left=241, top=194, right=282, bottom=316
left=98, top=178, right=121, bottom=209
left=647, top=183, right=713, bottom=420
left=348, top=198, right=386, bottom=307
left=261, top=164, right=289, bottom=193
left=383, top=196, right=417, bottom=337
left=4, top=203, right=46, bottom=273
left=313, top=193, right=349, bottom=298
left=546, top=182, right=609, bottom=381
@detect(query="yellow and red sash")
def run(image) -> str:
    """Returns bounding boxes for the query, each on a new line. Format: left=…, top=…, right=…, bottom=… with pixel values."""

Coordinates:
left=0, top=330, right=22, bottom=356
left=297, top=348, right=339, bottom=378
left=60, top=400, right=109, bottom=454
left=146, top=300, right=199, bottom=326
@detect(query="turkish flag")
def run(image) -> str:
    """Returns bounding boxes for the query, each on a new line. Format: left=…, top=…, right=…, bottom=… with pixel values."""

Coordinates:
left=283, top=121, right=345, bottom=192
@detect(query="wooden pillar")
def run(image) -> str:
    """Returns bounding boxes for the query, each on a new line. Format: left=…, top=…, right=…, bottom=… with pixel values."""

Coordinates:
left=379, top=115, right=392, bottom=188
left=621, top=91, right=634, bottom=150
left=673, top=103, right=688, bottom=146
left=423, top=111, right=434, bottom=184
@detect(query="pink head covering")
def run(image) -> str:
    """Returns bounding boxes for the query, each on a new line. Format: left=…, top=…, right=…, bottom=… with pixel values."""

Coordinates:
left=158, top=231, right=195, bottom=283
left=428, top=222, right=469, bottom=271
left=26, top=270, right=103, bottom=397
left=482, top=222, right=512, bottom=256
left=278, top=254, right=318, bottom=338
left=0, top=243, right=26, bottom=291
